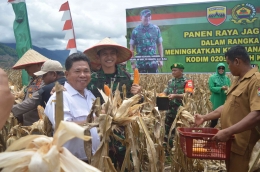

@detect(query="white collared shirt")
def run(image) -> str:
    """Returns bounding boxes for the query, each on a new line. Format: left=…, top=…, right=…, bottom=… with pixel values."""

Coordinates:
left=44, top=82, right=100, bottom=160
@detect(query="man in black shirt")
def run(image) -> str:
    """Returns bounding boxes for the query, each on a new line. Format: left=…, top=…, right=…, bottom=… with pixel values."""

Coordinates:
left=34, top=60, right=66, bottom=108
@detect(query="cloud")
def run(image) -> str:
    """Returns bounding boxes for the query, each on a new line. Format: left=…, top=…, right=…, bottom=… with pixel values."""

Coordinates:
left=0, top=0, right=211, bottom=51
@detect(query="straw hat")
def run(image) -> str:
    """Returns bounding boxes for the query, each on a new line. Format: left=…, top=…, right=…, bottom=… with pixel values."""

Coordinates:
left=12, top=49, right=49, bottom=69
left=83, top=37, right=132, bottom=65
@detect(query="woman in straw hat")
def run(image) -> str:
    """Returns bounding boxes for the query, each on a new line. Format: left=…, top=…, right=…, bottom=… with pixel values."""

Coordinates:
left=84, top=37, right=142, bottom=168
left=11, top=49, right=49, bottom=126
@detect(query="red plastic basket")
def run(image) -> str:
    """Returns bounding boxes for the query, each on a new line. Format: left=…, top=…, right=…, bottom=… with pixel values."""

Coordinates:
left=177, top=127, right=234, bottom=160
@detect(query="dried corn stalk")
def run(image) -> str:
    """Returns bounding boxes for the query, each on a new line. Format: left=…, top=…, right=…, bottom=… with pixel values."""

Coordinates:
left=249, top=139, right=260, bottom=172
left=0, top=121, right=100, bottom=172
left=88, top=84, right=165, bottom=172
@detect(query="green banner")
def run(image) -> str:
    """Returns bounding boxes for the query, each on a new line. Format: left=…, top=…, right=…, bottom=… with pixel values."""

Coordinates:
left=11, top=1, right=32, bottom=85
left=126, top=0, right=260, bottom=73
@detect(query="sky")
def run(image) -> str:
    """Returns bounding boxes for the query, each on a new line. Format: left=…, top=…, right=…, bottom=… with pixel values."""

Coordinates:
left=0, top=0, right=219, bottom=52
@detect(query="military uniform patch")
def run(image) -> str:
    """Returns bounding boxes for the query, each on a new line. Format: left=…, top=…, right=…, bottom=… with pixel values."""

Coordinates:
left=257, top=87, right=260, bottom=96
left=231, top=3, right=257, bottom=25
left=207, top=6, right=226, bottom=26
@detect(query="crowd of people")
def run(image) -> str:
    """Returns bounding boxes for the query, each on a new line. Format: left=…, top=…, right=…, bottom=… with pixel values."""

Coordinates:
left=1, top=43, right=260, bottom=171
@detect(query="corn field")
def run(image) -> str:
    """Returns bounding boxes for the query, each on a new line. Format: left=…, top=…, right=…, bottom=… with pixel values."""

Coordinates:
left=1, top=70, right=259, bottom=172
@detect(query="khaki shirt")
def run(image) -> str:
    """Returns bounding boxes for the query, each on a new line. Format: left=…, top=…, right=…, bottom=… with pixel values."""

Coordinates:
left=221, top=67, right=260, bottom=155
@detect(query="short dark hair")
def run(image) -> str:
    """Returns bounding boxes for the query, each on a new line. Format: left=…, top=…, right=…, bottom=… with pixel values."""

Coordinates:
left=47, top=71, right=64, bottom=77
left=225, top=45, right=250, bottom=64
left=56, top=71, right=64, bottom=76
left=97, top=47, right=117, bottom=56
left=65, top=53, right=91, bottom=71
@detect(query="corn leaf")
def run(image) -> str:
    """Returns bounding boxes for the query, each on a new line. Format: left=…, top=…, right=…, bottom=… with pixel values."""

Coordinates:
left=138, top=116, right=157, bottom=172
left=115, top=94, right=142, bottom=118
left=126, top=124, right=140, bottom=172
left=249, top=139, right=260, bottom=172
left=60, top=148, right=101, bottom=172
left=103, top=156, right=117, bottom=172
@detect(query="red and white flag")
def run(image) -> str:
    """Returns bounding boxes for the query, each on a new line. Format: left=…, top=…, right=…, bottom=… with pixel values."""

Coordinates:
left=8, top=0, right=25, bottom=3
left=59, top=1, right=77, bottom=55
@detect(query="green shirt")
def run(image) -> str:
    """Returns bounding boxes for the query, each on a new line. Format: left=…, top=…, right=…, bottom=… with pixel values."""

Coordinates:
left=87, top=65, right=133, bottom=103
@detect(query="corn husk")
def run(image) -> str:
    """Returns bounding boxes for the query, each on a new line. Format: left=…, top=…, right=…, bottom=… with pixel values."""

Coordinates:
left=248, top=139, right=260, bottom=172
left=0, top=121, right=100, bottom=172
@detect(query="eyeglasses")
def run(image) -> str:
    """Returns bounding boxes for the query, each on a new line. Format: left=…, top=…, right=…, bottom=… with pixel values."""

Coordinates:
left=218, top=67, right=225, bottom=70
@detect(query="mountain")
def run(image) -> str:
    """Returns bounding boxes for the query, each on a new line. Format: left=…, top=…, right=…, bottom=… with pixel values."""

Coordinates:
left=0, top=43, right=19, bottom=68
left=0, top=43, right=70, bottom=69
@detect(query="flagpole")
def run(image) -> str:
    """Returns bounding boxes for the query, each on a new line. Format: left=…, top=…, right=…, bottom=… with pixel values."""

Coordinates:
left=67, top=1, right=77, bottom=50
left=60, top=1, right=77, bottom=54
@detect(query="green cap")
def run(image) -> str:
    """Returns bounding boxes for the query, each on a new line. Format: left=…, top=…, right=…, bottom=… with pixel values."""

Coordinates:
left=140, top=9, right=151, bottom=17
left=170, top=63, right=184, bottom=69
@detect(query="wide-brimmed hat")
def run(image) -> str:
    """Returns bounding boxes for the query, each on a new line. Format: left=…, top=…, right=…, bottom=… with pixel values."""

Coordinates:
left=83, top=37, right=132, bottom=65
left=12, top=49, right=49, bottom=70
left=34, top=60, right=64, bottom=76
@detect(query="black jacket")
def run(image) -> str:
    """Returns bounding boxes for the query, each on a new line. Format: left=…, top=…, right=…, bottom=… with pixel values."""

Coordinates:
left=39, top=77, right=67, bottom=108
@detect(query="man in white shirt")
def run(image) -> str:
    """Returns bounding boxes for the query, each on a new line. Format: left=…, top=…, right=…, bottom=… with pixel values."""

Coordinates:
left=44, top=53, right=100, bottom=161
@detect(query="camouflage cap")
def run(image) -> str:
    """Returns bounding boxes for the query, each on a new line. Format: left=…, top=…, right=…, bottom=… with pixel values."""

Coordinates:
left=170, top=63, right=184, bottom=69
left=140, top=9, right=151, bottom=17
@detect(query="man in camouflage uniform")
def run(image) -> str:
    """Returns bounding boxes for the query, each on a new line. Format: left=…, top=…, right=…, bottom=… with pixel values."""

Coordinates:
left=11, top=49, right=48, bottom=126
left=88, top=66, right=133, bottom=103
left=163, top=63, right=193, bottom=141
left=84, top=37, right=142, bottom=169
left=130, top=9, right=163, bottom=73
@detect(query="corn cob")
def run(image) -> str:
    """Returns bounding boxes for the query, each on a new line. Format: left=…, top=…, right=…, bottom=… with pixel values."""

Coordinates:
left=133, top=68, right=140, bottom=85
left=104, top=84, right=110, bottom=96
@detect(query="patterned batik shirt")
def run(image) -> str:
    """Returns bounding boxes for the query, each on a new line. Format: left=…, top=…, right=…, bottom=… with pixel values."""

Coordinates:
left=24, top=76, right=44, bottom=99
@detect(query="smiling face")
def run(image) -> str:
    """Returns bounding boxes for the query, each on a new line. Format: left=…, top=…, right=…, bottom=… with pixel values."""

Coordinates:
left=98, top=48, right=117, bottom=69
left=65, top=60, right=91, bottom=95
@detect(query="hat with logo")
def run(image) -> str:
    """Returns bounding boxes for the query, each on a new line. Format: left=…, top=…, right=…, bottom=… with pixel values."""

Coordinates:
left=34, top=60, right=63, bottom=76
left=83, top=37, right=132, bottom=66
left=140, top=9, right=151, bottom=17
left=12, top=49, right=49, bottom=69
left=170, top=63, right=184, bottom=69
